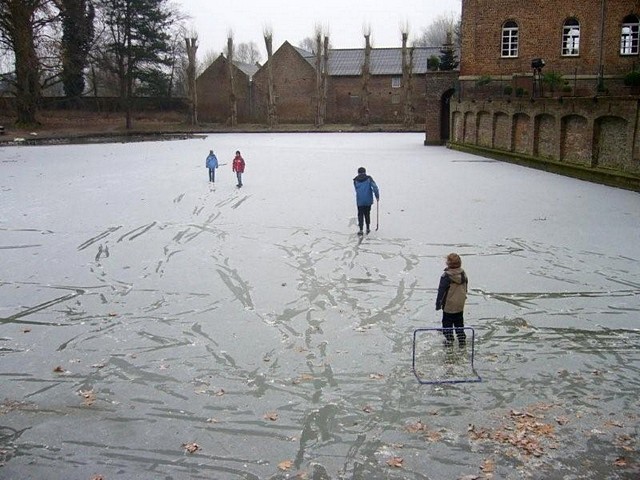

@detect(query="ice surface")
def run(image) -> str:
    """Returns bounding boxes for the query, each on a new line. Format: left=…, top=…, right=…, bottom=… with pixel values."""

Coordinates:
left=0, top=133, right=638, bottom=479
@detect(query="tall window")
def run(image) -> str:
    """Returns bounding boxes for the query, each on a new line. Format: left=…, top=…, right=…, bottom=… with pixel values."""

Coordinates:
left=621, top=15, right=639, bottom=55
left=501, top=21, right=519, bottom=57
left=562, top=18, right=580, bottom=56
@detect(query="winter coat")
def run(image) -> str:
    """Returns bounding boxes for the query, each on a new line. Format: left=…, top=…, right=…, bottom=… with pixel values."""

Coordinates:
left=436, top=267, right=468, bottom=313
left=353, top=173, right=380, bottom=206
left=206, top=153, right=218, bottom=169
left=232, top=155, right=245, bottom=173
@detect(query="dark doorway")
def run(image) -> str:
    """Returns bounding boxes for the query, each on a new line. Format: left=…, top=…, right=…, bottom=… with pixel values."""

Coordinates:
left=440, top=89, right=455, bottom=142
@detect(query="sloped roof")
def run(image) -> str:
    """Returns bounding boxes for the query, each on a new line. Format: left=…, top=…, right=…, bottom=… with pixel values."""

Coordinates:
left=297, top=47, right=443, bottom=76
left=234, top=61, right=260, bottom=79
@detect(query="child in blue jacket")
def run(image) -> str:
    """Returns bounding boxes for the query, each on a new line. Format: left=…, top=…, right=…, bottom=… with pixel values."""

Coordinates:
left=353, top=167, right=379, bottom=235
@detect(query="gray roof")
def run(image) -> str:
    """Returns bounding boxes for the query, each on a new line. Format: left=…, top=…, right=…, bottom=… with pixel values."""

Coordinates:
left=234, top=61, right=260, bottom=79
left=298, top=47, right=443, bottom=76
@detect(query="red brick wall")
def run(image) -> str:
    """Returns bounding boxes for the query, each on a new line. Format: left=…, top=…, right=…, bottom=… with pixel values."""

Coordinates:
left=252, top=42, right=316, bottom=123
left=424, top=71, right=458, bottom=145
left=450, top=97, right=640, bottom=174
left=326, top=75, right=427, bottom=124
left=196, top=56, right=251, bottom=123
left=461, top=0, right=640, bottom=90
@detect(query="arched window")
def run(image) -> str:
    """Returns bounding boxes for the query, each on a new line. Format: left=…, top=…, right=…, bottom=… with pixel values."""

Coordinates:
left=621, top=15, right=639, bottom=55
left=501, top=21, right=519, bottom=57
left=562, top=18, right=580, bottom=56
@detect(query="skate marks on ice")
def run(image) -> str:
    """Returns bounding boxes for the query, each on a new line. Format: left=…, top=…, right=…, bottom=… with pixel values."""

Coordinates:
left=2, top=190, right=640, bottom=476
left=475, top=237, right=640, bottom=328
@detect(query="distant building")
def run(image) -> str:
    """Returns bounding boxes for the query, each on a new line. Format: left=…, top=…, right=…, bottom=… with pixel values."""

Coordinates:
left=252, top=42, right=317, bottom=124
left=198, top=40, right=442, bottom=125
left=196, top=54, right=259, bottom=124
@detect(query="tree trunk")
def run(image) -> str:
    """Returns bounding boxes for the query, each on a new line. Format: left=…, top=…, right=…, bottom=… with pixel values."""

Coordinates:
left=185, top=37, right=198, bottom=125
left=315, top=33, right=322, bottom=127
left=321, top=35, right=329, bottom=123
left=402, top=33, right=415, bottom=128
left=228, top=37, right=237, bottom=126
left=264, top=33, right=277, bottom=127
left=361, top=34, right=371, bottom=126
left=8, top=1, right=41, bottom=125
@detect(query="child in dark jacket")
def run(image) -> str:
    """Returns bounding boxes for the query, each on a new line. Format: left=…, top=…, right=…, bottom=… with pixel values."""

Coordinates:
left=436, top=253, right=469, bottom=347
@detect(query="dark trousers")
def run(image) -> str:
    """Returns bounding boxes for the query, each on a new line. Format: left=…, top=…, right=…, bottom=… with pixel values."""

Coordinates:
left=442, top=311, right=466, bottom=345
left=208, top=168, right=216, bottom=182
left=357, top=205, right=372, bottom=231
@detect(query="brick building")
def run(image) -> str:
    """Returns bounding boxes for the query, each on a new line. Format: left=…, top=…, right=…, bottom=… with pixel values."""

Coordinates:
left=448, top=0, right=640, bottom=189
left=252, top=42, right=317, bottom=124
left=196, top=55, right=258, bottom=124
left=459, top=0, right=640, bottom=96
left=323, top=47, right=440, bottom=124
left=200, top=41, right=441, bottom=125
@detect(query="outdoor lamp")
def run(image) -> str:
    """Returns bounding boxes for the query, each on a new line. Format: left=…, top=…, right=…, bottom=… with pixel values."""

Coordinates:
left=531, top=58, right=545, bottom=70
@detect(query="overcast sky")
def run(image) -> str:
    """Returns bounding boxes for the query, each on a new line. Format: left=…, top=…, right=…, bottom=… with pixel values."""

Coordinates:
left=177, top=0, right=461, bottom=60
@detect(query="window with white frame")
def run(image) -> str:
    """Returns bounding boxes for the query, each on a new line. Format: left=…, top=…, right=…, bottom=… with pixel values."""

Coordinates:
left=562, top=18, right=580, bottom=56
left=621, top=15, right=639, bottom=55
left=391, top=77, right=401, bottom=88
left=501, top=21, right=519, bottom=57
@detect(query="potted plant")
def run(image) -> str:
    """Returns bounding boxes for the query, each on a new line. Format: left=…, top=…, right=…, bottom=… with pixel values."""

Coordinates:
left=542, top=71, right=564, bottom=96
left=624, top=69, right=640, bottom=94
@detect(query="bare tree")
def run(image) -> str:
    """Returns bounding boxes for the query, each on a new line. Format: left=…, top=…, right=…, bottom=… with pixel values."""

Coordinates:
left=314, top=26, right=329, bottom=127
left=236, top=41, right=261, bottom=65
left=263, top=26, right=277, bottom=127
left=185, top=36, right=197, bottom=125
left=227, top=33, right=237, bottom=126
left=198, top=48, right=220, bottom=75
left=360, top=26, right=371, bottom=126
left=298, top=36, right=315, bottom=54
left=321, top=34, right=328, bottom=123
left=401, top=30, right=415, bottom=128
left=415, top=12, right=461, bottom=48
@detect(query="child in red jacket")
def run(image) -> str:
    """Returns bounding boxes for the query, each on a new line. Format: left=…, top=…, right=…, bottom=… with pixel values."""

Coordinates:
left=232, top=150, right=245, bottom=188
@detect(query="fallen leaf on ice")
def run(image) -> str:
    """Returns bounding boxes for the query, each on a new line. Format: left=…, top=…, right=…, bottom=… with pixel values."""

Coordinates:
left=53, top=366, right=65, bottom=373
left=369, top=373, right=385, bottom=380
left=614, top=457, right=627, bottom=467
left=386, top=456, right=404, bottom=468
left=480, top=458, right=495, bottom=473
left=604, top=420, right=624, bottom=428
left=182, top=442, right=199, bottom=454
left=362, top=405, right=374, bottom=413
left=406, top=420, right=427, bottom=433
left=79, top=390, right=96, bottom=406
left=277, top=459, right=294, bottom=470
left=264, top=412, right=279, bottom=421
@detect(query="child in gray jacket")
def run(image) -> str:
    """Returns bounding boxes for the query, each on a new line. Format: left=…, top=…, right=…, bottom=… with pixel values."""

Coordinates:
left=436, top=253, right=469, bottom=347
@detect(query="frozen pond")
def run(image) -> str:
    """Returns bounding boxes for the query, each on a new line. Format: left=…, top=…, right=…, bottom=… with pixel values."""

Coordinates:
left=1, top=133, right=639, bottom=479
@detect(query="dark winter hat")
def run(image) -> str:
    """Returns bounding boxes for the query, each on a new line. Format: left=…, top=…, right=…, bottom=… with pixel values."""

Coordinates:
left=357, top=167, right=366, bottom=174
